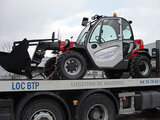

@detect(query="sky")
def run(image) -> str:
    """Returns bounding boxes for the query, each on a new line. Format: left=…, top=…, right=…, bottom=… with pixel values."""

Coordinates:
left=0, top=0, right=160, bottom=52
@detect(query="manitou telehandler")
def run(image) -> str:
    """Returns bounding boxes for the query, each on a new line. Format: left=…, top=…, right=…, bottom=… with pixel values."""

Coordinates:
left=0, top=13, right=151, bottom=79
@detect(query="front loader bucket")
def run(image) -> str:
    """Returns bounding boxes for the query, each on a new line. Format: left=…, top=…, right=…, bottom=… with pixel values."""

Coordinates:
left=0, top=39, right=31, bottom=76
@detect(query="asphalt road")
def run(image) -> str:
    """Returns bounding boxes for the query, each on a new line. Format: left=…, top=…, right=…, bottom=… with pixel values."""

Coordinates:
left=117, top=109, right=160, bottom=120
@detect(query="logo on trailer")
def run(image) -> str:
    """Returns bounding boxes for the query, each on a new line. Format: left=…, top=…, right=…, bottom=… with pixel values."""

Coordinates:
left=12, top=82, right=40, bottom=90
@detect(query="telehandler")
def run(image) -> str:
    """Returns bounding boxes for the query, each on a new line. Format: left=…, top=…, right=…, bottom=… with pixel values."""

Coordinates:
left=0, top=13, right=151, bottom=79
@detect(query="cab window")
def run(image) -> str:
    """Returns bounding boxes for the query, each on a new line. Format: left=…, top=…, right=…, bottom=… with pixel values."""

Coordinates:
left=101, top=19, right=120, bottom=42
left=90, top=22, right=102, bottom=43
left=122, top=19, right=133, bottom=40
left=89, top=19, right=120, bottom=43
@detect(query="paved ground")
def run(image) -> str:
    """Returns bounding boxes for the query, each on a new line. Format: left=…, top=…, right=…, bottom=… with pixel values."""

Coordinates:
left=117, top=109, right=160, bottom=120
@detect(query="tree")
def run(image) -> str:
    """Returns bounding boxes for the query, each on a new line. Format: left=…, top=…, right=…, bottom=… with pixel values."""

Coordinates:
left=0, top=41, right=13, bottom=52
left=57, top=29, right=62, bottom=40
left=0, top=41, right=15, bottom=79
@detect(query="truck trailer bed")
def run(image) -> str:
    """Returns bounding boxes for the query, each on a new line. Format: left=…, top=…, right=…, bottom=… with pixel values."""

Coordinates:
left=0, top=78, right=159, bottom=92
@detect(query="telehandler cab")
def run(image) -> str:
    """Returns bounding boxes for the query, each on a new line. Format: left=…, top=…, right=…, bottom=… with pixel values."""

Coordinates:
left=0, top=13, right=151, bottom=79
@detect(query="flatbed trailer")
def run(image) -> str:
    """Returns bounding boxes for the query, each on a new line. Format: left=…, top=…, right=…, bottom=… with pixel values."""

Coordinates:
left=1, top=78, right=160, bottom=120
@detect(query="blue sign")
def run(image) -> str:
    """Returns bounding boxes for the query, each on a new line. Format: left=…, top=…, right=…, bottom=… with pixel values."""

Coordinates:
left=140, top=80, right=160, bottom=84
left=12, top=82, right=40, bottom=90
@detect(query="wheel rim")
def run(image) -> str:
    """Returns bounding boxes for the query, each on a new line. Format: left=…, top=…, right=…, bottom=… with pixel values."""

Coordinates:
left=30, top=109, right=56, bottom=120
left=87, top=104, right=109, bottom=120
left=64, top=57, right=82, bottom=75
left=139, top=60, right=149, bottom=76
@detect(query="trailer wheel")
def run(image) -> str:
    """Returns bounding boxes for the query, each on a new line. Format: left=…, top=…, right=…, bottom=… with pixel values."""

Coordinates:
left=44, top=57, right=59, bottom=80
left=21, top=99, right=65, bottom=120
left=130, top=55, right=151, bottom=78
left=56, top=50, right=87, bottom=79
left=104, top=70, right=123, bottom=79
left=78, top=94, right=116, bottom=120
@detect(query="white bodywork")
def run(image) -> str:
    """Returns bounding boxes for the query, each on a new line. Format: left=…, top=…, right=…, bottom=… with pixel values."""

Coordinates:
left=87, top=41, right=123, bottom=67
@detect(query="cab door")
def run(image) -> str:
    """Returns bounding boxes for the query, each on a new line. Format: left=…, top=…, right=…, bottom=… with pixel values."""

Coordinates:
left=87, top=18, right=123, bottom=68
left=122, top=19, right=134, bottom=58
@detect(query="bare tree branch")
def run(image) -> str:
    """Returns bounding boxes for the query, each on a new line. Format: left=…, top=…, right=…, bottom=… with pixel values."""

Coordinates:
left=57, top=29, right=62, bottom=40
left=0, top=41, right=13, bottom=52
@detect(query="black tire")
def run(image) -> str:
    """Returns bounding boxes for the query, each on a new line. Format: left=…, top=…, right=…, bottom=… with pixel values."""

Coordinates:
left=21, top=99, right=66, bottom=120
left=44, top=57, right=59, bottom=80
left=130, top=55, right=151, bottom=78
left=105, top=70, right=123, bottom=79
left=78, top=93, right=116, bottom=120
left=56, top=50, right=87, bottom=79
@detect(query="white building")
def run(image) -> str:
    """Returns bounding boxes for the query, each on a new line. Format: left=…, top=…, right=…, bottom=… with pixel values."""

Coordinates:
left=145, top=42, right=156, bottom=56
left=0, top=66, right=14, bottom=79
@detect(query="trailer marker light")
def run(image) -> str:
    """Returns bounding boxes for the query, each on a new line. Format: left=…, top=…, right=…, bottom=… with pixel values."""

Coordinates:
left=73, top=100, right=78, bottom=105
left=122, top=97, right=127, bottom=101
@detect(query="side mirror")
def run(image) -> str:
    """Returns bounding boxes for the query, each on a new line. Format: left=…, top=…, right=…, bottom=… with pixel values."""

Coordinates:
left=81, top=17, right=89, bottom=26
left=129, top=21, right=132, bottom=24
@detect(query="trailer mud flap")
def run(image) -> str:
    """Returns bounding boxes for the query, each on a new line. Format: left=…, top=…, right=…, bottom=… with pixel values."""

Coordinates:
left=0, top=99, right=13, bottom=120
